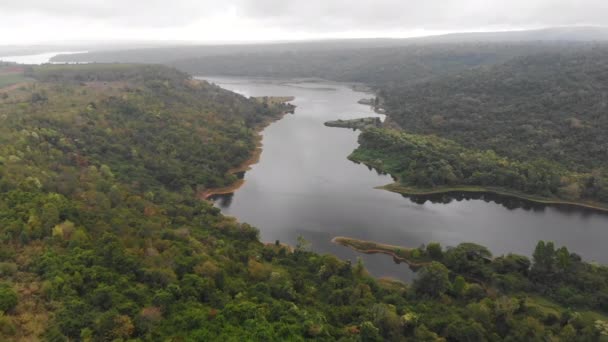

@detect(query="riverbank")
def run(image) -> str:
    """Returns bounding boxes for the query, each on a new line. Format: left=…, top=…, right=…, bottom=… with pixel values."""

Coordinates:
left=346, top=127, right=608, bottom=214
left=379, top=183, right=608, bottom=213
left=332, top=236, right=431, bottom=269
left=199, top=96, right=295, bottom=200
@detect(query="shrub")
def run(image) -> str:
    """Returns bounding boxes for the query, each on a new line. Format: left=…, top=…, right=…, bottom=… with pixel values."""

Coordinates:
left=0, top=284, right=18, bottom=313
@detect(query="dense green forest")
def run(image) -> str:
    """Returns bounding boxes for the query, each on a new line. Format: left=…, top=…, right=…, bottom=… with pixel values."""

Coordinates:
left=379, top=47, right=608, bottom=172
left=1, top=64, right=608, bottom=341
left=351, top=128, right=608, bottom=206
left=169, top=42, right=596, bottom=86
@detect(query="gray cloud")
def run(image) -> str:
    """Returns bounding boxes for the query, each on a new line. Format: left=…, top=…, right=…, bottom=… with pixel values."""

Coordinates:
left=2, top=0, right=226, bottom=26
left=1, top=0, right=607, bottom=43
left=234, top=0, right=608, bottom=30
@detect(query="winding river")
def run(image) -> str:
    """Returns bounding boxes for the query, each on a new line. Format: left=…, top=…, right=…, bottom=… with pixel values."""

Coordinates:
left=201, top=76, right=608, bottom=281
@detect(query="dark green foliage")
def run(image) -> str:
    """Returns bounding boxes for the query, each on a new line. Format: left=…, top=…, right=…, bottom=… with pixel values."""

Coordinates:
left=0, top=284, right=17, bottom=313
left=443, top=243, right=493, bottom=281
left=413, top=262, right=450, bottom=297
left=381, top=48, right=608, bottom=173
left=166, top=42, right=592, bottom=86
left=426, top=242, right=443, bottom=261
left=352, top=128, right=607, bottom=204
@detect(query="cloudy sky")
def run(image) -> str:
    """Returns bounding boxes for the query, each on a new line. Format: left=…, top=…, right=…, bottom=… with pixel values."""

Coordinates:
left=1, top=0, right=607, bottom=44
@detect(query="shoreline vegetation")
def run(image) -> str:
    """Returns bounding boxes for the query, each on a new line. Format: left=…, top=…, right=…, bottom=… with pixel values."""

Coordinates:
left=346, top=127, right=608, bottom=214
left=322, top=115, right=608, bottom=213
left=199, top=96, right=295, bottom=200
left=332, top=237, right=494, bottom=288
left=333, top=235, right=608, bottom=323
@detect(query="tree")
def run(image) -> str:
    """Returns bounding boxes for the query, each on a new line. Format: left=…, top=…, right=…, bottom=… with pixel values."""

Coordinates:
left=445, top=319, right=487, bottom=342
left=444, top=243, right=493, bottom=280
left=452, top=275, right=467, bottom=298
left=532, top=241, right=556, bottom=277
left=360, top=321, right=383, bottom=342
left=555, top=246, right=571, bottom=272
left=296, top=235, right=311, bottom=252
left=354, top=257, right=366, bottom=277
left=0, top=285, right=17, bottom=313
left=426, top=242, right=443, bottom=260
left=413, top=324, right=444, bottom=341
left=413, top=262, right=450, bottom=297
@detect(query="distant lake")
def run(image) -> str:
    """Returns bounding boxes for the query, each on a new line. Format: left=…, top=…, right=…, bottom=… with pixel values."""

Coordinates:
left=0, top=51, right=87, bottom=65
left=201, top=76, right=608, bottom=282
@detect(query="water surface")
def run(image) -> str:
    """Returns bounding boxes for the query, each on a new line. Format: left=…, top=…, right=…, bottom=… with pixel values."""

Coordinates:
left=202, top=76, right=608, bottom=282
left=0, top=51, right=87, bottom=65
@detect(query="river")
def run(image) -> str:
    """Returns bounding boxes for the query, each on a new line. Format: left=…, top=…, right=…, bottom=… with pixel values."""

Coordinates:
left=201, top=76, right=608, bottom=282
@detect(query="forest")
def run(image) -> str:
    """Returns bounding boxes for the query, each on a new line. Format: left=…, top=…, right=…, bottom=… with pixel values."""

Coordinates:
left=1, top=64, right=608, bottom=341
left=350, top=128, right=608, bottom=206
left=379, top=47, right=608, bottom=172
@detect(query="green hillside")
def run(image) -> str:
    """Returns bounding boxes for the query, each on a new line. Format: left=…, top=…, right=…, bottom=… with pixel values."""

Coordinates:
left=0, top=64, right=606, bottom=341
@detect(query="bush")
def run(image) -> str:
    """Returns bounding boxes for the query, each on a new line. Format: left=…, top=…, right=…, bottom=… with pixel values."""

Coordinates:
left=0, top=284, right=18, bottom=313
left=464, top=284, right=487, bottom=302
left=0, top=263, right=17, bottom=277
left=0, top=313, right=16, bottom=336
left=413, top=262, right=450, bottom=298
left=426, top=243, right=443, bottom=260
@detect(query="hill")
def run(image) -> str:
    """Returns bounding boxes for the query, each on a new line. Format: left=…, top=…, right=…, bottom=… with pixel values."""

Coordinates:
left=49, top=27, right=608, bottom=65
left=380, top=47, right=608, bottom=172
left=1, top=64, right=608, bottom=341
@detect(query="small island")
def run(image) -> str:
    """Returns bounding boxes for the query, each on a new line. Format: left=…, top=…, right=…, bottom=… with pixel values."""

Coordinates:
left=324, top=117, right=381, bottom=130
left=357, top=98, right=376, bottom=106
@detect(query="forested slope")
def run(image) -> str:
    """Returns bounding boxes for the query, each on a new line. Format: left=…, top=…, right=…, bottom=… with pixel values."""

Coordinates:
left=350, top=128, right=608, bottom=206
left=1, top=64, right=608, bottom=341
left=170, top=42, right=591, bottom=85
left=380, top=47, right=608, bottom=172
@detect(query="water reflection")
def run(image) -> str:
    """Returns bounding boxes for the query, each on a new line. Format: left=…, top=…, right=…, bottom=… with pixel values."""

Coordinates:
left=406, top=192, right=608, bottom=218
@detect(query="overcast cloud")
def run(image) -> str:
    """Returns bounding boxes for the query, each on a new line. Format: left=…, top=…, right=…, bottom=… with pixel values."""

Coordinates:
left=1, top=0, right=607, bottom=44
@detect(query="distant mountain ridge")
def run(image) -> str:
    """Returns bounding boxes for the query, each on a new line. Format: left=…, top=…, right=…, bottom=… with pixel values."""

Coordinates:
left=411, top=26, right=608, bottom=43
left=49, top=26, right=608, bottom=64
